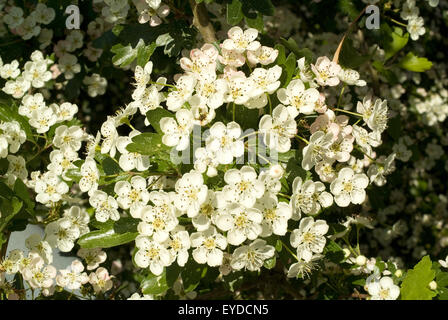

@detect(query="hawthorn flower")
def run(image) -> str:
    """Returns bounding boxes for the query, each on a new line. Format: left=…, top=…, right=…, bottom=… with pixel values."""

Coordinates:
left=116, top=130, right=151, bottom=171
left=407, top=17, right=425, bottom=41
left=222, top=27, right=260, bottom=53
left=247, top=46, right=279, bottom=65
left=35, top=171, right=69, bottom=205
left=100, top=117, right=119, bottom=157
left=366, top=276, right=400, bottom=300
left=0, top=60, right=20, bottom=79
left=194, top=72, right=228, bottom=110
left=25, top=234, right=53, bottom=265
left=230, top=239, right=275, bottom=272
left=290, top=217, right=329, bottom=262
left=138, top=203, right=178, bottom=242
left=21, top=256, right=56, bottom=290
left=192, top=190, right=218, bottom=232
left=29, top=107, right=57, bottom=133
left=223, top=73, right=254, bottom=105
left=205, top=121, right=244, bottom=164
left=356, top=97, right=388, bottom=133
left=166, top=75, right=196, bottom=111
left=259, top=104, right=298, bottom=153
left=77, top=248, right=107, bottom=271
left=180, top=44, right=218, bottom=77
left=221, top=166, right=265, bottom=208
left=215, top=203, right=263, bottom=246
left=352, top=125, right=381, bottom=156
left=134, top=236, right=171, bottom=275
left=218, top=48, right=245, bottom=67
left=19, top=93, right=46, bottom=116
left=79, top=157, right=100, bottom=194
left=166, top=228, right=191, bottom=267
left=133, top=0, right=170, bottom=27
left=53, top=125, right=84, bottom=152
left=6, top=155, right=28, bottom=185
left=51, top=102, right=79, bottom=122
left=291, top=177, right=333, bottom=219
left=249, top=66, right=282, bottom=97
left=287, top=254, right=323, bottom=278
left=0, top=250, right=23, bottom=274
left=114, top=176, right=150, bottom=215
left=62, top=206, right=90, bottom=236
left=277, top=79, right=320, bottom=114
left=2, top=77, right=31, bottom=99
left=173, top=170, right=208, bottom=217
left=47, top=149, right=78, bottom=178
left=193, top=147, right=219, bottom=177
left=89, top=190, right=120, bottom=223
left=367, top=153, right=396, bottom=187
left=34, top=3, right=56, bottom=24
left=160, top=109, right=194, bottom=151
left=3, top=7, right=24, bottom=28
left=301, top=131, right=334, bottom=170
left=255, top=193, right=292, bottom=237
left=22, top=59, right=52, bottom=88
left=338, top=68, right=366, bottom=86
left=311, top=56, right=341, bottom=86
left=56, top=260, right=89, bottom=290
left=58, top=54, right=81, bottom=79
left=89, top=267, right=114, bottom=293
left=330, top=167, right=369, bottom=207
left=190, top=226, right=227, bottom=267
left=83, top=73, right=107, bottom=97
left=45, top=219, right=80, bottom=252
left=1, top=121, right=26, bottom=153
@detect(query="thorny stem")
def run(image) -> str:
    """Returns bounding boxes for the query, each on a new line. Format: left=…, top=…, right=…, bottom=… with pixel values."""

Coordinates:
left=333, top=6, right=368, bottom=64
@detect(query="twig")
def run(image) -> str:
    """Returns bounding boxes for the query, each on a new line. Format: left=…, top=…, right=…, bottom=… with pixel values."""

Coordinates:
left=333, top=6, right=368, bottom=64
left=189, top=0, right=217, bottom=44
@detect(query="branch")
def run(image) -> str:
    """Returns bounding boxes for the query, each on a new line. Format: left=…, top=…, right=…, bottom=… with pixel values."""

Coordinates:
left=333, top=6, right=368, bottom=64
left=189, top=0, right=216, bottom=44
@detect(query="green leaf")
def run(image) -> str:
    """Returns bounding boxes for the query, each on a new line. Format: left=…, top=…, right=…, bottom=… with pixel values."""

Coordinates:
left=137, top=42, right=157, bottom=67
left=283, top=52, right=296, bottom=86
left=436, top=272, right=448, bottom=288
left=181, top=259, right=207, bottom=293
left=13, top=178, right=34, bottom=210
left=111, top=43, right=138, bottom=67
left=126, top=132, right=171, bottom=157
left=263, top=256, right=276, bottom=270
left=0, top=196, right=23, bottom=231
left=398, top=52, right=433, bottom=72
left=338, top=0, right=359, bottom=20
left=141, top=271, right=169, bottom=295
left=227, top=0, right=244, bottom=25
left=339, top=38, right=370, bottom=69
left=77, top=226, right=138, bottom=249
left=247, top=0, right=275, bottom=16
left=244, top=12, right=264, bottom=32
left=146, top=108, right=175, bottom=134
left=113, top=217, right=138, bottom=234
left=401, top=255, right=436, bottom=300
left=274, top=44, right=286, bottom=65
left=102, top=157, right=121, bottom=176
left=323, top=240, right=345, bottom=264
left=381, top=23, right=409, bottom=60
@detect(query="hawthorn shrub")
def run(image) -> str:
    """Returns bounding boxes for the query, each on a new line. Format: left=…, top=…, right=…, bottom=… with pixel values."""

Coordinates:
left=0, top=0, right=447, bottom=300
